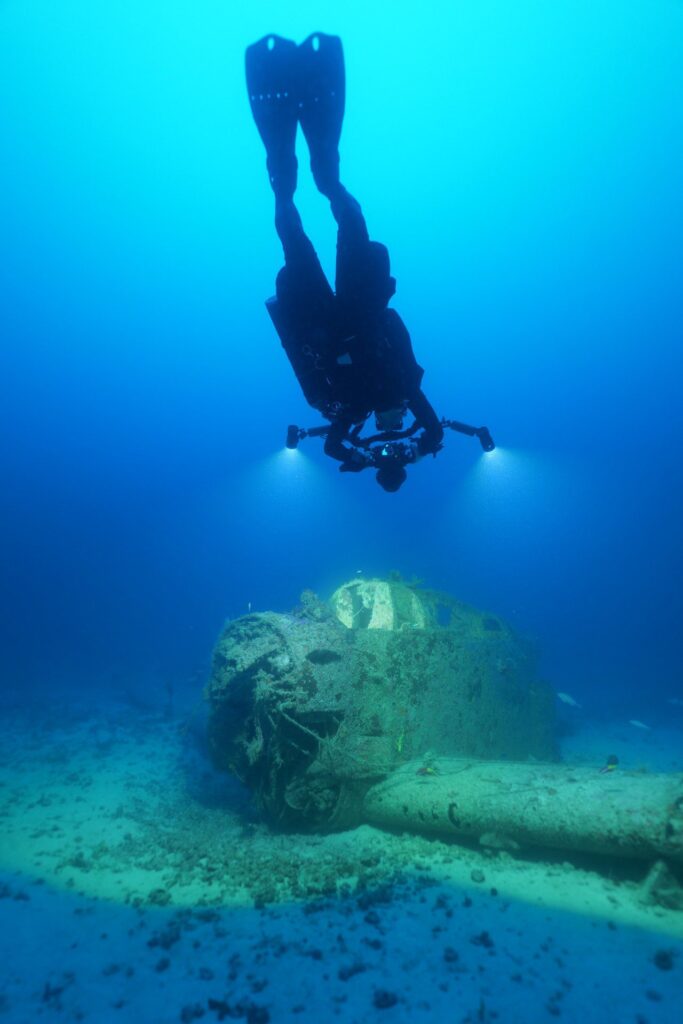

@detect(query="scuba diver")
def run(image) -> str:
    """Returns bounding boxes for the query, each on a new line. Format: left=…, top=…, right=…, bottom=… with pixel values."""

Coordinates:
left=245, top=32, right=444, bottom=492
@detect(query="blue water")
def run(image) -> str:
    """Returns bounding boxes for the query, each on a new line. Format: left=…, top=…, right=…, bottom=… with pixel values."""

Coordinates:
left=1, top=0, right=682, bottom=715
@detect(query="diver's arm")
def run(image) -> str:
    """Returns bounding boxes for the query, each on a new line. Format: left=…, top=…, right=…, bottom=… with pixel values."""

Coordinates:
left=408, top=389, right=444, bottom=456
left=324, top=419, right=370, bottom=471
left=323, top=419, right=352, bottom=462
left=382, top=312, right=440, bottom=454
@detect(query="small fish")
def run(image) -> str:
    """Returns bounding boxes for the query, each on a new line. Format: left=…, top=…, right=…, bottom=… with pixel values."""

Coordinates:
left=629, top=719, right=651, bottom=730
left=247, top=602, right=252, bottom=613
left=667, top=698, right=683, bottom=708
left=556, top=692, right=582, bottom=708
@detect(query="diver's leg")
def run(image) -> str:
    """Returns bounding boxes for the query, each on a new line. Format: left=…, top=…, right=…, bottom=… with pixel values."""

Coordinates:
left=246, top=36, right=328, bottom=288
left=293, top=34, right=387, bottom=304
left=274, top=214, right=335, bottom=414
left=246, top=34, right=299, bottom=199
left=333, top=187, right=394, bottom=315
left=275, top=219, right=332, bottom=310
left=330, top=186, right=369, bottom=249
left=274, top=198, right=334, bottom=325
left=274, top=197, right=310, bottom=263
left=297, top=33, right=345, bottom=198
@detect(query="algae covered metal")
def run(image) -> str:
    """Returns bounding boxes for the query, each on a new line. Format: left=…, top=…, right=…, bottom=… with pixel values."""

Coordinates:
left=362, top=758, right=683, bottom=864
left=205, top=578, right=556, bottom=829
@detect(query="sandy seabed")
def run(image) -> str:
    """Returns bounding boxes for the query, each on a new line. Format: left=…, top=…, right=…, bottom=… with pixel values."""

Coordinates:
left=0, top=699, right=681, bottom=1024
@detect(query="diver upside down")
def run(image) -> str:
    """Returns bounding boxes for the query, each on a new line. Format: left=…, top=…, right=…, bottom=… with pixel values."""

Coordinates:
left=245, top=32, right=444, bottom=492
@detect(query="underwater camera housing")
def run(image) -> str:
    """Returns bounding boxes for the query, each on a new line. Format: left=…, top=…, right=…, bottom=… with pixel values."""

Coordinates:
left=375, top=440, right=415, bottom=465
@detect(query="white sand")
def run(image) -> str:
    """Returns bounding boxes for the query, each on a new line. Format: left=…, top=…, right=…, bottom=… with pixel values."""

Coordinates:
left=0, top=700, right=681, bottom=1023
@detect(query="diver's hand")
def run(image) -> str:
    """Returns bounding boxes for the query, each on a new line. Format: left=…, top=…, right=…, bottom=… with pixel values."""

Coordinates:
left=416, top=434, right=443, bottom=458
left=339, top=450, right=371, bottom=473
left=409, top=441, right=422, bottom=463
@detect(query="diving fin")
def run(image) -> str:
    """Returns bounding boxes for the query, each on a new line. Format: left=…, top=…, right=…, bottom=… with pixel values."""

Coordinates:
left=245, top=35, right=299, bottom=197
left=297, top=33, right=346, bottom=196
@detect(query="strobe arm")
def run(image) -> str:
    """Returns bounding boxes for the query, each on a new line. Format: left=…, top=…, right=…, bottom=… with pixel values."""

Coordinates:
left=441, top=418, right=495, bottom=452
left=286, top=417, right=495, bottom=454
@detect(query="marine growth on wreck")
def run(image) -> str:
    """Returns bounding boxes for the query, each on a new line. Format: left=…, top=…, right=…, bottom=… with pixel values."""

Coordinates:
left=205, top=577, right=556, bottom=830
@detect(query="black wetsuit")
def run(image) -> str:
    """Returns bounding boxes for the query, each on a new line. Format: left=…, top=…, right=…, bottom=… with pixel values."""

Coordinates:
left=266, top=186, right=443, bottom=467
